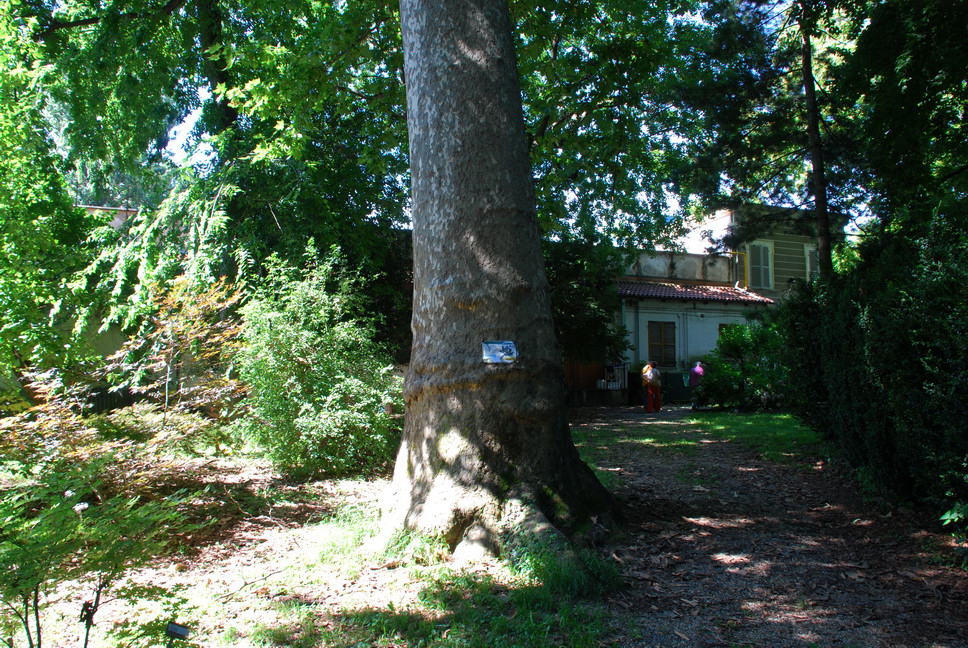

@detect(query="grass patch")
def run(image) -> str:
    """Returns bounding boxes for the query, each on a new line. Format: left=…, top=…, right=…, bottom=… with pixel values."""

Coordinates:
left=313, top=500, right=383, bottom=566
left=246, top=504, right=620, bottom=647
left=632, top=429, right=701, bottom=455
left=239, top=494, right=620, bottom=648
left=572, top=425, right=626, bottom=489
left=603, top=422, right=701, bottom=456
left=251, top=601, right=330, bottom=648
left=574, top=422, right=699, bottom=454
left=687, top=411, right=822, bottom=464
left=573, top=420, right=700, bottom=489
left=378, top=528, right=450, bottom=566
left=255, top=568, right=614, bottom=648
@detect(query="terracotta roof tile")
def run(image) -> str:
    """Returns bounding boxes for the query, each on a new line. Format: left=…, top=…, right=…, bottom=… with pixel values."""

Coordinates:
left=616, top=280, right=774, bottom=305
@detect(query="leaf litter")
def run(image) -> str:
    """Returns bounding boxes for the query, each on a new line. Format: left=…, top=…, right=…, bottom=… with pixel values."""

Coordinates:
left=571, top=405, right=968, bottom=647
left=28, top=406, right=968, bottom=647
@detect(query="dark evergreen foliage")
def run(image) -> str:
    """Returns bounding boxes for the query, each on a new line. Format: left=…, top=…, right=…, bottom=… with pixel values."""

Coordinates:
left=543, top=237, right=630, bottom=363
left=778, top=206, right=967, bottom=514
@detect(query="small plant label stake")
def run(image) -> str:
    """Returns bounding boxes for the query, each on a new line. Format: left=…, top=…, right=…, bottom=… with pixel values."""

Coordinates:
left=165, top=622, right=191, bottom=647
left=482, top=340, right=518, bottom=364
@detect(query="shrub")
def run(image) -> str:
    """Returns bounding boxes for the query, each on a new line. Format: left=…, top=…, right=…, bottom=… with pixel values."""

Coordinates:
left=236, top=247, right=403, bottom=479
left=774, top=202, right=967, bottom=534
left=0, top=461, right=186, bottom=648
left=0, top=372, right=202, bottom=647
left=98, top=276, right=247, bottom=454
left=701, top=320, right=788, bottom=410
left=0, top=371, right=209, bottom=499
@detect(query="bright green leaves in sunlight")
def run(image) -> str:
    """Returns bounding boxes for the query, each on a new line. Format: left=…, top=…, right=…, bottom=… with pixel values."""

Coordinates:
left=0, top=3, right=99, bottom=380
left=220, top=0, right=407, bottom=168
left=34, top=0, right=199, bottom=171
left=236, top=247, right=403, bottom=480
left=514, top=0, right=713, bottom=246
left=0, top=465, right=188, bottom=648
left=26, top=0, right=413, bottom=333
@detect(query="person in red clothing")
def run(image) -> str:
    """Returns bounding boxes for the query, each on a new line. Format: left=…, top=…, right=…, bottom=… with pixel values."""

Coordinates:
left=642, top=361, right=662, bottom=413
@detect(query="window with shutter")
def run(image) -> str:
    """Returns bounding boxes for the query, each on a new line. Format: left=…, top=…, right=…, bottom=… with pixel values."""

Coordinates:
left=647, top=321, right=676, bottom=367
left=805, top=245, right=819, bottom=279
left=749, top=242, right=772, bottom=289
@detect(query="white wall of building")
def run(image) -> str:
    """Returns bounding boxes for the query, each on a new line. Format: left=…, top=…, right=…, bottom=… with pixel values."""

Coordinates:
left=620, top=298, right=755, bottom=370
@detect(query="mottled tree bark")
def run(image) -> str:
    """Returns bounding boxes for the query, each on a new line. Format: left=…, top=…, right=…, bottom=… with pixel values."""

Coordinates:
left=382, top=0, right=616, bottom=555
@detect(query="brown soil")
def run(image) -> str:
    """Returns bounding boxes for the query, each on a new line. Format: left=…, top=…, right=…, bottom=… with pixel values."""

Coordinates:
left=573, top=405, right=968, bottom=648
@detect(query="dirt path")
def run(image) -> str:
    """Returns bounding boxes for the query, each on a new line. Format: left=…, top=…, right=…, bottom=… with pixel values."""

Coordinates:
left=572, top=406, right=968, bottom=648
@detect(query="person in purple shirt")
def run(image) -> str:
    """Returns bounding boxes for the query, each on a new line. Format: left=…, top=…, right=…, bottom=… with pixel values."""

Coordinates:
left=689, top=361, right=705, bottom=409
left=643, top=361, right=662, bottom=413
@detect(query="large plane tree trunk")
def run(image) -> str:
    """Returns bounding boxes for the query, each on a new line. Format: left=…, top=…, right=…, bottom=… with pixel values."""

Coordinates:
left=381, top=0, right=617, bottom=556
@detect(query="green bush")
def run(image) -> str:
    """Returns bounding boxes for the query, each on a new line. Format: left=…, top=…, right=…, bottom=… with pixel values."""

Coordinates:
left=236, top=247, right=403, bottom=479
left=775, top=203, right=967, bottom=535
left=701, top=321, right=788, bottom=410
left=0, top=461, right=185, bottom=648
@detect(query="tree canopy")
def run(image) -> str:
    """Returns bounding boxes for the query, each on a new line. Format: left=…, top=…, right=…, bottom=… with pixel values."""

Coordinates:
left=0, top=4, right=98, bottom=379
left=0, top=0, right=965, bottom=527
left=1, top=0, right=738, bottom=373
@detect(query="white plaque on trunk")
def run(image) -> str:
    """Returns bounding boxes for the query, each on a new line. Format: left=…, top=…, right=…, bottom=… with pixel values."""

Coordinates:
left=482, top=341, right=518, bottom=364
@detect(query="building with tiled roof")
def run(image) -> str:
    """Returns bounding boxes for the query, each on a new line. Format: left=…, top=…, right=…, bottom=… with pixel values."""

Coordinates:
left=616, top=248, right=774, bottom=381
left=616, top=280, right=774, bottom=305
left=568, top=207, right=821, bottom=405
left=566, top=248, right=775, bottom=405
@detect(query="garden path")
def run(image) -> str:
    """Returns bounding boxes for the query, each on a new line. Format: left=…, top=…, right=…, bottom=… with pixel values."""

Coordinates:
left=572, top=405, right=968, bottom=647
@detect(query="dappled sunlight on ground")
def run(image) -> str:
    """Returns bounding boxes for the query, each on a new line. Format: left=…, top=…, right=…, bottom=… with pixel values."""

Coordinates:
left=27, top=405, right=965, bottom=648
left=710, top=552, right=751, bottom=565
left=578, top=405, right=968, bottom=647
left=682, top=515, right=756, bottom=529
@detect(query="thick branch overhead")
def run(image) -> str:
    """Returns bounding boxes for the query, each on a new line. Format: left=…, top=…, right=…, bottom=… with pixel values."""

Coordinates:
left=32, top=0, right=189, bottom=41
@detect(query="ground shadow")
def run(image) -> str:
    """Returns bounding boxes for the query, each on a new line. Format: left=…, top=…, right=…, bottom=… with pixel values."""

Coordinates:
left=574, top=405, right=968, bottom=647
left=251, top=568, right=614, bottom=648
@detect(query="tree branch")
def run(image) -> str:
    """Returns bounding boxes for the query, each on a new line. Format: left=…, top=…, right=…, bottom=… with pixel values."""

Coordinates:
left=2, top=599, right=27, bottom=629
left=33, top=0, right=189, bottom=41
left=938, top=164, right=968, bottom=185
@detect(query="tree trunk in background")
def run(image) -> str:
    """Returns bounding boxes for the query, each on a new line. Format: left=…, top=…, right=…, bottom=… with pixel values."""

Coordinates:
left=382, top=0, right=616, bottom=555
left=195, top=0, right=237, bottom=133
left=799, top=15, right=834, bottom=278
